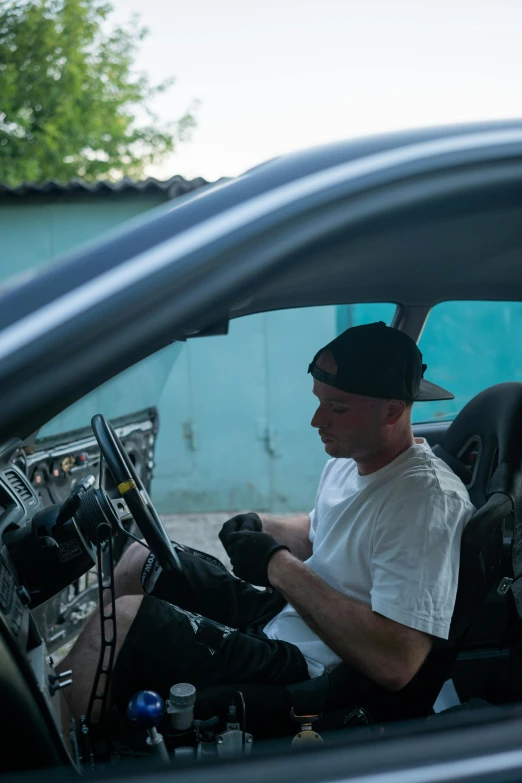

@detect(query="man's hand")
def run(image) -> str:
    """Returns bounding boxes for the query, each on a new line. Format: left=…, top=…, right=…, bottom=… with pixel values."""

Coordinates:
left=219, top=512, right=263, bottom=550
left=226, top=531, right=289, bottom=586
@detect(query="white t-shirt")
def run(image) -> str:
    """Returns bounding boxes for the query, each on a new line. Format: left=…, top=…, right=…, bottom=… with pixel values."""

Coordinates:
left=263, top=440, right=475, bottom=678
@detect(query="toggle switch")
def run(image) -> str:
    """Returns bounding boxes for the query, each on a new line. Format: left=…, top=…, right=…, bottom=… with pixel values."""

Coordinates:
left=48, top=669, right=73, bottom=696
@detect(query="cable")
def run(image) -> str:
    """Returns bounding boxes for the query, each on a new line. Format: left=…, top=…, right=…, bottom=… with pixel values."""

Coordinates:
left=98, top=450, right=103, bottom=490
left=99, top=447, right=150, bottom=552
left=116, top=524, right=150, bottom=550
left=233, top=691, right=246, bottom=752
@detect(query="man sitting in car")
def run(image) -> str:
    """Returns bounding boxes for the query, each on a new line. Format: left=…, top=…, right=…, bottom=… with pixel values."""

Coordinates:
left=59, top=322, right=474, bottom=716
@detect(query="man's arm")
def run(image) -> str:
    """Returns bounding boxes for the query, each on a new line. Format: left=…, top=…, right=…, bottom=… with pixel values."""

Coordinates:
left=259, top=514, right=312, bottom=561
left=267, top=550, right=432, bottom=691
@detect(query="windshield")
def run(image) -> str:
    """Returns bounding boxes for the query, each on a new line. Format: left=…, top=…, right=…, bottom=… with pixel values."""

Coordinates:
left=38, top=342, right=183, bottom=439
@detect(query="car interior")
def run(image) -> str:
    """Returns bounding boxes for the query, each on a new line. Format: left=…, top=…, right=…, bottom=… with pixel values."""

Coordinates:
left=1, top=308, right=522, bottom=776
left=2, top=134, right=522, bottom=778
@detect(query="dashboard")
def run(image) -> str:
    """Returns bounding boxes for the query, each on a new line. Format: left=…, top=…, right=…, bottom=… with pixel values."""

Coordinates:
left=0, top=441, right=80, bottom=772
left=0, top=409, right=159, bottom=774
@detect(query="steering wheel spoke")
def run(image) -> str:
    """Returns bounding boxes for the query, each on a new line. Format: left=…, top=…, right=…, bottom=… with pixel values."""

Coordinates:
left=91, top=414, right=182, bottom=574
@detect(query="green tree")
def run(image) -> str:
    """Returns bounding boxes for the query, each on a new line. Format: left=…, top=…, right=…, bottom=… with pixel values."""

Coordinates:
left=0, top=0, right=197, bottom=185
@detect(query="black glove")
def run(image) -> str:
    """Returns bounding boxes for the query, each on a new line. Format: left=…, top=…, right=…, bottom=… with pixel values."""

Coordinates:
left=226, top=530, right=289, bottom=586
left=219, top=512, right=263, bottom=551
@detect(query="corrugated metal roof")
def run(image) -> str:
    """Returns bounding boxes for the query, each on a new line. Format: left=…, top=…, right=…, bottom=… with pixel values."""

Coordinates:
left=0, top=174, right=212, bottom=199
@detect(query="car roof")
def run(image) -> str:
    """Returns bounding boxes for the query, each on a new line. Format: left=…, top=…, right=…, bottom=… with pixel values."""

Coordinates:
left=0, top=119, right=521, bottom=440
left=1, top=119, right=522, bottom=326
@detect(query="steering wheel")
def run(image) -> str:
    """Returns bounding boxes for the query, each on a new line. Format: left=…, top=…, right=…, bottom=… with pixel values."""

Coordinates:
left=91, top=414, right=182, bottom=574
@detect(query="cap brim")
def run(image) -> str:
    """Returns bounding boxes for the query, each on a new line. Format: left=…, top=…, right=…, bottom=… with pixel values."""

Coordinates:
left=415, top=378, right=455, bottom=402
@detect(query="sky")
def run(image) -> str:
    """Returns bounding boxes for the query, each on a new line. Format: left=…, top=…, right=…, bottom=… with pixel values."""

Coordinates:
left=110, top=0, right=522, bottom=183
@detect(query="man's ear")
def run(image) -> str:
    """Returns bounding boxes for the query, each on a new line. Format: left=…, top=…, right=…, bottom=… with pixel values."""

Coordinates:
left=387, top=399, right=406, bottom=425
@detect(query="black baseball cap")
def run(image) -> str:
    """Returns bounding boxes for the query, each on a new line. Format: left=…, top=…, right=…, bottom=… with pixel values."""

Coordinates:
left=308, top=321, right=454, bottom=402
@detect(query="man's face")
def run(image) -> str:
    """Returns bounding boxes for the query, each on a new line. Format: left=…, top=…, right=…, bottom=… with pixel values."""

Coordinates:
left=310, top=350, right=391, bottom=460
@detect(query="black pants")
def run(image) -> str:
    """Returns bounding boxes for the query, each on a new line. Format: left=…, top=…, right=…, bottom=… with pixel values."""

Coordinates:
left=111, top=548, right=309, bottom=710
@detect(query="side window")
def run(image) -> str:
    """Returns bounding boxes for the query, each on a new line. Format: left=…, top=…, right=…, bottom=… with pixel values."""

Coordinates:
left=415, top=301, right=522, bottom=424
left=151, top=303, right=397, bottom=514
left=37, top=303, right=396, bottom=517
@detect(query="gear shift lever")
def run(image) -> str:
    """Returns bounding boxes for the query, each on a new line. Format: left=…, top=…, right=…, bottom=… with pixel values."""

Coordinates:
left=127, top=691, right=169, bottom=765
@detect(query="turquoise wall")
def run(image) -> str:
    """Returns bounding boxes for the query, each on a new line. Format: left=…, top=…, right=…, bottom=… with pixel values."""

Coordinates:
left=0, top=194, right=166, bottom=282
